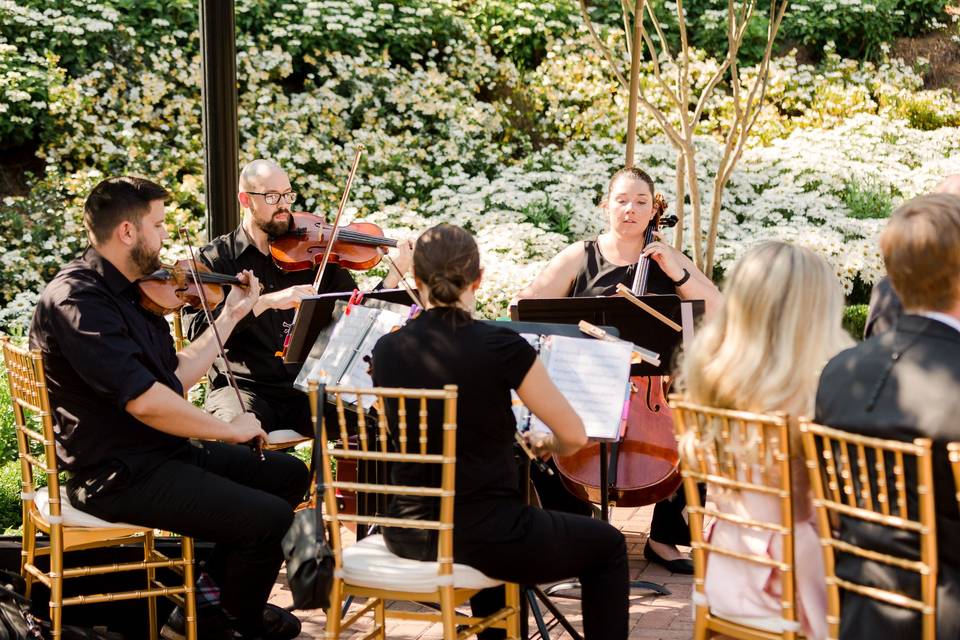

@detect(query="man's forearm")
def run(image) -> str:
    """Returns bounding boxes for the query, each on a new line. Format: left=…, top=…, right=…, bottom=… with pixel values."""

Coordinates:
left=126, top=382, right=240, bottom=441
left=175, top=307, right=242, bottom=389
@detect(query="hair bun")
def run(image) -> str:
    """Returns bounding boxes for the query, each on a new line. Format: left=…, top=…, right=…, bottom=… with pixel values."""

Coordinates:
left=654, top=193, right=668, bottom=216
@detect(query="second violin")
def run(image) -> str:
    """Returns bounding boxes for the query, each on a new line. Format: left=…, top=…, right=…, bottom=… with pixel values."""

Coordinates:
left=269, top=212, right=397, bottom=272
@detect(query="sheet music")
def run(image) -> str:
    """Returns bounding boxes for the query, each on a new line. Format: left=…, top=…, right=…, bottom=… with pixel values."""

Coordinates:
left=294, top=304, right=377, bottom=389
left=339, top=308, right=405, bottom=408
left=530, top=336, right=633, bottom=441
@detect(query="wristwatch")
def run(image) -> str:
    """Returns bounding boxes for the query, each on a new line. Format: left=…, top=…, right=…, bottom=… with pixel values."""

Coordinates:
left=672, top=268, right=691, bottom=287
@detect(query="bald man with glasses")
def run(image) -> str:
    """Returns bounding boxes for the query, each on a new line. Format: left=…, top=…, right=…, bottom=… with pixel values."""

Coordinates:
left=183, top=159, right=414, bottom=437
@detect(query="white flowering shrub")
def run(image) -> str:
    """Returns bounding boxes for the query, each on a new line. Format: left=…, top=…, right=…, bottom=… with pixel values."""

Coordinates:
left=1, top=0, right=959, bottom=333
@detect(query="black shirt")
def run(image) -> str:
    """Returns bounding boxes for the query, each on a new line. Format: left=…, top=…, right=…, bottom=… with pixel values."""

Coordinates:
left=370, top=308, right=537, bottom=556
left=569, top=239, right=676, bottom=297
left=182, top=224, right=356, bottom=393
left=28, top=248, right=187, bottom=484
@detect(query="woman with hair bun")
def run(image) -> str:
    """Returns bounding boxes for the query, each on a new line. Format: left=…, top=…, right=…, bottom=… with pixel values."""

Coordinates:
left=516, top=167, right=721, bottom=574
left=371, top=223, right=630, bottom=639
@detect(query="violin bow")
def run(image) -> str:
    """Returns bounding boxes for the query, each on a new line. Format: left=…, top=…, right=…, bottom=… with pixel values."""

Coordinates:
left=312, top=144, right=365, bottom=293
left=178, top=227, right=264, bottom=461
left=278, top=145, right=366, bottom=361
left=380, top=252, right=423, bottom=309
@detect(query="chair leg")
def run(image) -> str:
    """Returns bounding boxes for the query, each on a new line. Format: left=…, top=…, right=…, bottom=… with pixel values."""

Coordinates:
left=693, top=604, right=708, bottom=640
left=21, top=517, right=35, bottom=599
left=325, top=580, right=343, bottom=639
left=49, top=569, right=62, bottom=640
left=505, top=583, right=521, bottom=640
left=145, top=530, right=158, bottom=640
left=374, top=597, right=386, bottom=640
left=182, top=536, right=197, bottom=640
left=439, top=586, right=456, bottom=640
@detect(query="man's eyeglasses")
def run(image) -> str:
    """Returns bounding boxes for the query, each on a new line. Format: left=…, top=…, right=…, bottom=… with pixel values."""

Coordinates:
left=246, top=191, right=297, bottom=206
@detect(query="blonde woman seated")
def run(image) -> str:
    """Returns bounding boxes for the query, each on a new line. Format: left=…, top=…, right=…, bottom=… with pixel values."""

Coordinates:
left=677, top=241, right=853, bottom=639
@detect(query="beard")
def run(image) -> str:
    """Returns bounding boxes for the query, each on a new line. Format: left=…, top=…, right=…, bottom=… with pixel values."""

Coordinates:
left=130, top=236, right=162, bottom=277
left=256, top=209, right=293, bottom=239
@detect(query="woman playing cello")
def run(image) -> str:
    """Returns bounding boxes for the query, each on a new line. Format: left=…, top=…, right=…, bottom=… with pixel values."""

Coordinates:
left=515, top=166, right=720, bottom=573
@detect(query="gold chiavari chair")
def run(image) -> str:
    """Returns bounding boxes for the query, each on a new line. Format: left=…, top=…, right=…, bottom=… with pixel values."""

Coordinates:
left=172, top=309, right=311, bottom=451
left=800, top=421, right=937, bottom=640
left=309, top=381, right=521, bottom=640
left=948, top=442, right=960, bottom=509
left=670, top=396, right=801, bottom=640
left=1, top=337, right=197, bottom=640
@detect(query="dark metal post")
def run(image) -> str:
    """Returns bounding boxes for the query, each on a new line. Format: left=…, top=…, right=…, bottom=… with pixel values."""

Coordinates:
left=199, top=0, right=240, bottom=240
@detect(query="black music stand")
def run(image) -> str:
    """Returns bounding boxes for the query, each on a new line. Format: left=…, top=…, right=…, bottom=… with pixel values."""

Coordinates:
left=516, top=296, right=704, bottom=600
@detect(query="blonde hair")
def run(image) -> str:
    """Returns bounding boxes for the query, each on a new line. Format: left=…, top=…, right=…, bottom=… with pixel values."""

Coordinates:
left=677, top=242, right=852, bottom=465
left=880, top=193, right=960, bottom=312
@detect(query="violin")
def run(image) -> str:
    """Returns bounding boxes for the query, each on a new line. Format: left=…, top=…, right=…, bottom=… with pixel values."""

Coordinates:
left=554, top=198, right=683, bottom=508
left=138, top=260, right=248, bottom=316
left=269, top=212, right=397, bottom=272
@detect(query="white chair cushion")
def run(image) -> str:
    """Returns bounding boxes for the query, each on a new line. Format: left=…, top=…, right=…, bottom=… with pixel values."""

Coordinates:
left=266, top=429, right=311, bottom=447
left=341, top=534, right=502, bottom=593
left=33, top=488, right=140, bottom=529
left=715, top=613, right=802, bottom=633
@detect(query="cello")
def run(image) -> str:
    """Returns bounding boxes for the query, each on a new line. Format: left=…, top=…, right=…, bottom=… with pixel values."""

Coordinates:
left=553, top=198, right=682, bottom=507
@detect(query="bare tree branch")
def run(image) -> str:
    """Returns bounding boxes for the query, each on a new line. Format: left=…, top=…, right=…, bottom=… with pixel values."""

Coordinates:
left=578, top=0, right=629, bottom=89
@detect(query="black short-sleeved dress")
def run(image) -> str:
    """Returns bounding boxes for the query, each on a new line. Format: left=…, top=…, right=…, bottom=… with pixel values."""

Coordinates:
left=371, top=306, right=631, bottom=639
left=371, top=307, right=537, bottom=559
left=569, top=239, right=675, bottom=297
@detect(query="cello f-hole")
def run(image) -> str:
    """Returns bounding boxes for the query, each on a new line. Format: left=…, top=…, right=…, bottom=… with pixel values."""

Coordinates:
left=644, top=378, right=662, bottom=413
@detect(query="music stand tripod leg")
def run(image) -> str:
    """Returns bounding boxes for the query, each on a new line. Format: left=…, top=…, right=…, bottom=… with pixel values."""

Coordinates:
left=599, top=442, right=671, bottom=596
left=524, top=585, right=584, bottom=640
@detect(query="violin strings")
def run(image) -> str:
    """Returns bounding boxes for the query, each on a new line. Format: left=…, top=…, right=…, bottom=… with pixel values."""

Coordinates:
left=327, top=229, right=398, bottom=247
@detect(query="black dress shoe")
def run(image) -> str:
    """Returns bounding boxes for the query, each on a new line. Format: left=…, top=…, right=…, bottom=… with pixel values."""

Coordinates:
left=643, top=542, right=694, bottom=575
left=258, top=603, right=301, bottom=640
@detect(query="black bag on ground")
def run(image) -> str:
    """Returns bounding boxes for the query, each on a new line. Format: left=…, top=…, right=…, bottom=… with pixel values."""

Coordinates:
left=0, top=569, right=125, bottom=640
left=0, top=570, right=43, bottom=639
left=281, top=384, right=334, bottom=610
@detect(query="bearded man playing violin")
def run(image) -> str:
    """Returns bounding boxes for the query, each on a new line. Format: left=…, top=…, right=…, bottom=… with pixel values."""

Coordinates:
left=29, top=176, right=308, bottom=640
left=183, top=159, right=414, bottom=437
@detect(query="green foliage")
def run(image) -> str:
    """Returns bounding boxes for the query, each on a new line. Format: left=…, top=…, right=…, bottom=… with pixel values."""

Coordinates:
left=897, top=0, right=952, bottom=34
left=785, top=0, right=950, bottom=60
left=0, top=46, right=64, bottom=148
left=843, top=176, right=896, bottom=219
left=0, top=363, right=18, bottom=464
left=890, top=93, right=960, bottom=130
left=649, top=0, right=772, bottom=66
left=843, top=304, right=869, bottom=341
left=448, top=0, right=580, bottom=71
left=520, top=199, right=575, bottom=238
left=0, top=461, right=23, bottom=532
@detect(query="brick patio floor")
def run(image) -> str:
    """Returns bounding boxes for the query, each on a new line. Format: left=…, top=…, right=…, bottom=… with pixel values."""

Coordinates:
left=269, top=504, right=695, bottom=639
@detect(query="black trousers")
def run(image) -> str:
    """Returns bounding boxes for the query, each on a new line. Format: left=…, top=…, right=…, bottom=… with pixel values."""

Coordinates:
left=206, top=384, right=312, bottom=435
left=74, top=442, right=309, bottom=634
left=649, top=485, right=705, bottom=546
left=455, top=504, right=629, bottom=640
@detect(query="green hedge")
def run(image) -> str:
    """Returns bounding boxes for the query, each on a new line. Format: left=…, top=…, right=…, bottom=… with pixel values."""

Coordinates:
left=843, top=304, right=869, bottom=341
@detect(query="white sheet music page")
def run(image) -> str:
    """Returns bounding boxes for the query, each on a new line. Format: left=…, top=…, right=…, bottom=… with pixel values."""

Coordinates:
left=530, top=336, right=633, bottom=441
left=340, top=308, right=406, bottom=408
left=298, top=305, right=378, bottom=386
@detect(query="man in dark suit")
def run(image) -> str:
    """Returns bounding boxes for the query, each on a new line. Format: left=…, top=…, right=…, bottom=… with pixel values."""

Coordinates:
left=864, top=174, right=960, bottom=339
left=816, top=192, right=960, bottom=638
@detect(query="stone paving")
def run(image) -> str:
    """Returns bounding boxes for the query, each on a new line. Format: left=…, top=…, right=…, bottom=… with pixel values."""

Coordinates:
left=268, top=504, right=695, bottom=639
